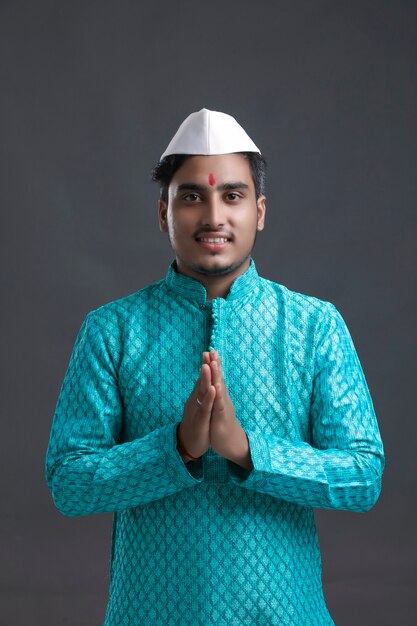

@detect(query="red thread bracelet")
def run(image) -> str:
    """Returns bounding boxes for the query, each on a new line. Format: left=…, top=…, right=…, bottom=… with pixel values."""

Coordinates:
left=177, top=438, right=199, bottom=461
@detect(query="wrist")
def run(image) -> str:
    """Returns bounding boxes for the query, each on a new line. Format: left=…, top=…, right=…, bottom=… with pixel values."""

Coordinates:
left=227, top=431, right=254, bottom=470
left=176, top=424, right=200, bottom=462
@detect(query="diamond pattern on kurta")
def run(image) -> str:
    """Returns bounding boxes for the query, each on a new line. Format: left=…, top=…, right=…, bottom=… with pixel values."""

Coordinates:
left=46, top=258, right=385, bottom=625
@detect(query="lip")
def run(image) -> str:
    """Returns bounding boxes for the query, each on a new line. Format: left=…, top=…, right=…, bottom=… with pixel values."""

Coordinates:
left=195, top=239, right=230, bottom=251
left=194, top=231, right=232, bottom=251
left=195, top=231, right=232, bottom=240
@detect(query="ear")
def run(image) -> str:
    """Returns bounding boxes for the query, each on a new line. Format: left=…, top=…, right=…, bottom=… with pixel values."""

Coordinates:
left=256, top=195, right=266, bottom=231
left=158, top=200, right=168, bottom=232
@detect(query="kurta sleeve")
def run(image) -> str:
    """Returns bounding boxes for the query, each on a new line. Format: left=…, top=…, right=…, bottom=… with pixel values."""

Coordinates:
left=228, top=302, right=385, bottom=512
left=45, top=312, right=203, bottom=517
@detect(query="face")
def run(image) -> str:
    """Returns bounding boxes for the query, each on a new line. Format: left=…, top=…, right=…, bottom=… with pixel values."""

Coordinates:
left=158, top=154, right=266, bottom=282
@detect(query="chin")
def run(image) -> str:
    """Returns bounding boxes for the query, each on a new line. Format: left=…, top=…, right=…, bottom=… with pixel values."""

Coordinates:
left=192, top=257, right=248, bottom=277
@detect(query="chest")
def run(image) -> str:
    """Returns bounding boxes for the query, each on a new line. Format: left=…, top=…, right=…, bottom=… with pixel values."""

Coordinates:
left=117, top=298, right=315, bottom=442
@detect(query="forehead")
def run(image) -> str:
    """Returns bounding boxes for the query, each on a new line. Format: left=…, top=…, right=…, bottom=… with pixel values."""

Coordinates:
left=171, top=154, right=253, bottom=186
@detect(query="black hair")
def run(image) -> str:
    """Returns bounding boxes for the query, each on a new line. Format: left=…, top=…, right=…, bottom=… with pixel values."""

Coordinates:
left=151, top=152, right=267, bottom=204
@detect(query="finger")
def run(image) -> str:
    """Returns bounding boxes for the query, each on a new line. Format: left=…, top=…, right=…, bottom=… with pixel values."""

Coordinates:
left=210, top=360, right=226, bottom=411
left=198, top=362, right=211, bottom=390
left=203, top=384, right=216, bottom=407
left=213, top=378, right=225, bottom=412
left=210, top=359, right=221, bottom=387
left=211, top=355, right=224, bottom=384
left=215, top=353, right=224, bottom=381
left=209, top=349, right=218, bottom=363
left=195, top=363, right=212, bottom=404
left=202, top=351, right=211, bottom=366
left=197, top=383, right=216, bottom=415
left=210, top=351, right=224, bottom=382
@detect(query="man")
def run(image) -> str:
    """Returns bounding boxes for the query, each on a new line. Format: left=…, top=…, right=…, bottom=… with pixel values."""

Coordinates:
left=46, top=108, right=385, bottom=625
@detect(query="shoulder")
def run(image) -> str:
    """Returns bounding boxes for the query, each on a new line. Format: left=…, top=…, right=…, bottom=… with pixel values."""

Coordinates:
left=83, top=278, right=166, bottom=334
left=258, top=275, right=337, bottom=324
left=91, top=278, right=165, bottom=315
left=257, top=276, right=355, bottom=374
left=256, top=275, right=352, bottom=357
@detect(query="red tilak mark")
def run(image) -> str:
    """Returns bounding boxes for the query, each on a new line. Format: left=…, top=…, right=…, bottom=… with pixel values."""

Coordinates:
left=208, top=173, right=216, bottom=186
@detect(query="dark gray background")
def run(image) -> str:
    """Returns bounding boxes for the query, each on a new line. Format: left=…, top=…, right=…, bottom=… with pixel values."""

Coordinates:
left=1, top=1, right=416, bottom=624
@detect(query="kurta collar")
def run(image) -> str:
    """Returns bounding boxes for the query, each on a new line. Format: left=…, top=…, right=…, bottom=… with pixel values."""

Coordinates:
left=164, top=258, right=260, bottom=307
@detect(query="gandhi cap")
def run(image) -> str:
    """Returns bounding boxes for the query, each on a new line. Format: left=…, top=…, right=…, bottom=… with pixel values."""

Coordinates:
left=160, top=108, right=260, bottom=159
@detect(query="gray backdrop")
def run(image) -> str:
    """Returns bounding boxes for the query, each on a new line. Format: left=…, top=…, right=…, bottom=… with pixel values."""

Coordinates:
left=1, top=1, right=416, bottom=624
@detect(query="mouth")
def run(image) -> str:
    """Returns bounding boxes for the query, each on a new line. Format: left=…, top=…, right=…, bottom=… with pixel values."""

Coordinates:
left=196, top=237, right=230, bottom=244
left=195, top=234, right=232, bottom=251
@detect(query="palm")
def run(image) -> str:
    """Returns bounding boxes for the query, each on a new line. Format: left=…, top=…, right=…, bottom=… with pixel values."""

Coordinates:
left=205, top=351, right=250, bottom=465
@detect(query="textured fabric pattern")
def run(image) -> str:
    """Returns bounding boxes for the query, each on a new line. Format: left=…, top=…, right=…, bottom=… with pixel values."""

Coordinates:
left=45, top=259, right=385, bottom=625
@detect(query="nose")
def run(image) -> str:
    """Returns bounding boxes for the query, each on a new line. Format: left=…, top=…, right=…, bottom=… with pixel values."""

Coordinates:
left=202, top=194, right=225, bottom=226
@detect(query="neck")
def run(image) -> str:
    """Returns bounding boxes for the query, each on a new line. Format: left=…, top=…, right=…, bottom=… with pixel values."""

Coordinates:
left=200, top=274, right=237, bottom=301
left=175, top=258, right=251, bottom=301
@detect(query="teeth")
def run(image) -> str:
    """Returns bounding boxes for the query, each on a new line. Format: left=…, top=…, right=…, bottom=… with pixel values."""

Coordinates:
left=198, top=237, right=228, bottom=243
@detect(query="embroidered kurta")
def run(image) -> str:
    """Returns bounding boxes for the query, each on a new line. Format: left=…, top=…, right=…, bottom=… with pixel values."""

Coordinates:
left=45, top=259, right=385, bottom=625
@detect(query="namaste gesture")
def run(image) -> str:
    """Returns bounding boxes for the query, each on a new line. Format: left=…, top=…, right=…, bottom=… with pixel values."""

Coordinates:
left=177, top=350, right=254, bottom=470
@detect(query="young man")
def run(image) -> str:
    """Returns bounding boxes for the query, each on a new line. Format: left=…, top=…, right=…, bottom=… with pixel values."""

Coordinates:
left=46, top=109, right=385, bottom=625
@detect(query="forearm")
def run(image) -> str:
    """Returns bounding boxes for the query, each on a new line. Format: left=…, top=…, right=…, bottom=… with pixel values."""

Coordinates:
left=46, top=422, right=203, bottom=517
left=229, top=431, right=385, bottom=512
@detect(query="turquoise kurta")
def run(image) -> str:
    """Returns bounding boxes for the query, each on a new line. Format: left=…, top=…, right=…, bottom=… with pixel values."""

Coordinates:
left=45, top=259, right=385, bottom=625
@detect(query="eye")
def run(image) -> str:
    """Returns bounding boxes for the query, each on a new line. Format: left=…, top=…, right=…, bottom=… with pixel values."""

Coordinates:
left=183, top=193, right=202, bottom=202
left=225, top=192, right=241, bottom=201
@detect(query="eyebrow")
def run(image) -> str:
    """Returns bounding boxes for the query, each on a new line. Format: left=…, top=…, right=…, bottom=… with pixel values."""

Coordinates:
left=176, top=182, right=249, bottom=192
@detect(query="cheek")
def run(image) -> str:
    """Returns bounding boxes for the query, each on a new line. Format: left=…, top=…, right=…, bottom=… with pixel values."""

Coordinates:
left=237, top=212, right=258, bottom=233
left=166, top=214, right=178, bottom=238
left=168, top=214, right=190, bottom=238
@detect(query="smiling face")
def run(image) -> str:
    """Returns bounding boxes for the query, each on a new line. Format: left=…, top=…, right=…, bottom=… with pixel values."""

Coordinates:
left=158, top=154, right=266, bottom=284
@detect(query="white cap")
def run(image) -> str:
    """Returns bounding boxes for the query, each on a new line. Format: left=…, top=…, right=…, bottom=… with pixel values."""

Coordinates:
left=160, top=108, right=260, bottom=159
